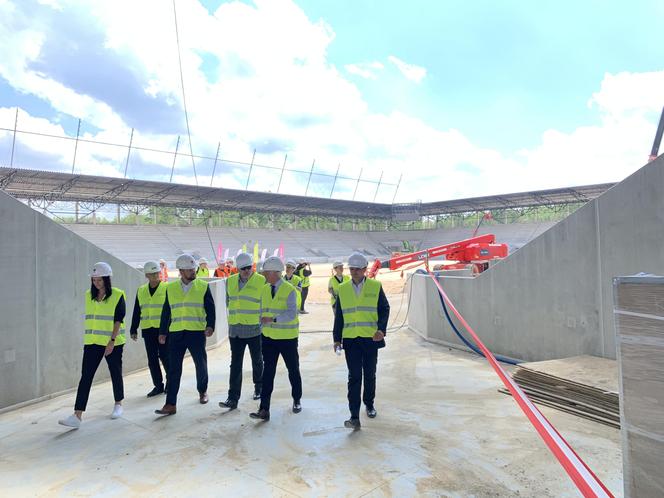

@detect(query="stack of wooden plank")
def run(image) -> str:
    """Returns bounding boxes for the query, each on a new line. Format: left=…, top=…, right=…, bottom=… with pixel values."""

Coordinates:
left=499, top=355, right=619, bottom=428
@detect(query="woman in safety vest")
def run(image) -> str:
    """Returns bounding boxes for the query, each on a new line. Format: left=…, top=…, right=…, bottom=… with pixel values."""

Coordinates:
left=58, top=262, right=127, bottom=429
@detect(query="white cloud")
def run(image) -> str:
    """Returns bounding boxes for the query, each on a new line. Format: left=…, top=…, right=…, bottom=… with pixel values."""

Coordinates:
left=345, top=61, right=384, bottom=80
left=387, top=55, right=427, bottom=83
left=0, top=0, right=662, bottom=205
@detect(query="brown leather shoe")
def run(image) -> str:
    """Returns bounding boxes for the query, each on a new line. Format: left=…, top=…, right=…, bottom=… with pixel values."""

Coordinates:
left=155, top=404, right=176, bottom=416
left=199, top=392, right=209, bottom=404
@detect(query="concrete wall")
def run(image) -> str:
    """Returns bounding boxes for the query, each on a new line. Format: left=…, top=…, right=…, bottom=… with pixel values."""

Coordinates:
left=409, top=156, right=664, bottom=362
left=0, top=191, right=228, bottom=410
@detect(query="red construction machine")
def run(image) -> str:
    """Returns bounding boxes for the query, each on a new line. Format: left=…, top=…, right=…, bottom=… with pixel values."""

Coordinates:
left=368, top=233, right=508, bottom=278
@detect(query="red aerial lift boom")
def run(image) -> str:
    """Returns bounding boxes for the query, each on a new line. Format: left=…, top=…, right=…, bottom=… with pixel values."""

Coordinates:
left=368, top=234, right=508, bottom=278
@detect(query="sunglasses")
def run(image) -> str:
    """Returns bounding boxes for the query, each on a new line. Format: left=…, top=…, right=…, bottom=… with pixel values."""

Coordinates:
left=239, top=266, right=252, bottom=271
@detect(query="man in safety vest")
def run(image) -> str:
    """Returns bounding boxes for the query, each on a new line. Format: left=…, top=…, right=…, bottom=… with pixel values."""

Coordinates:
left=296, top=258, right=312, bottom=314
left=130, top=261, right=169, bottom=397
left=333, top=252, right=390, bottom=430
left=196, top=257, right=210, bottom=278
left=328, top=261, right=350, bottom=313
left=249, top=256, right=302, bottom=421
left=218, top=252, right=266, bottom=410
left=155, top=253, right=216, bottom=416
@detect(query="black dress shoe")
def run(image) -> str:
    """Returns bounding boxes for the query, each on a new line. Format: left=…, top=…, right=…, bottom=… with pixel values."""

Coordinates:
left=249, top=409, right=270, bottom=421
left=218, top=398, right=238, bottom=410
left=292, top=401, right=302, bottom=413
left=253, top=390, right=261, bottom=400
left=344, top=418, right=361, bottom=430
left=147, top=386, right=164, bottom=397
left=366, top=407, right=377, bottom=418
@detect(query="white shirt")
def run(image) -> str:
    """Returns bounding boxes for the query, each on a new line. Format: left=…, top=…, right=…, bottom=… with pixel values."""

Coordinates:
left=180, top=279, right=194, bottom=293
left=351, top=277, right=366, bottom=296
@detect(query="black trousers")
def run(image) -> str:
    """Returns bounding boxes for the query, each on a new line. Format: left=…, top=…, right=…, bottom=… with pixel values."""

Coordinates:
left=300, top=286, right=309, bottom=311
left=74, top=344, right=124, bottom=411
left=343, top=337, right=378, bottom=418
left=259, top=336, right=302, bottom=411
left=228, top=335, right=263, bottom=401
left=166, top=331, right=208, bottom=406
left=143, top=328, right=169, bottom=389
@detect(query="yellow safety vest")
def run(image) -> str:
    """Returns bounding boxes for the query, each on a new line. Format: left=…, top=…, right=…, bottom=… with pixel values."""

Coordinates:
left=84, top=287, right=126, bottom=346
left=284, top=274, right=302, bottom=308
left=297, top=268, right=310, bottom=288
left=137, top=282, right=167, bottom=330
left=328, top=274, right=350, bottom=305
left=166, top=279, right=209, bottom=332
left=196, top=267, right=210, bottom=278
left=338, top=278, right=381, bottom=339
left=227, top=272, right=265, bottom=326
left=261, top=280, right=299, bottom=340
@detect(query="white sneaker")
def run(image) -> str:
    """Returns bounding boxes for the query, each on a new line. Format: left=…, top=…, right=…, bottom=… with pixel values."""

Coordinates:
left=58, top=414, right=81, bottom=429
left=111, top=404, right=123, bottom=419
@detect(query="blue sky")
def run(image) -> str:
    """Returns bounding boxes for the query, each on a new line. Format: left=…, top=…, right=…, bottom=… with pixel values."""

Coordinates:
left=0, top=0, right=662, bottom=201
left=281, top=0, right=664, bottom=151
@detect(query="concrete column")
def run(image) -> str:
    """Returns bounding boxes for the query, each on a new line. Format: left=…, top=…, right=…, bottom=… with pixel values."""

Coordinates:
left=75, top=202, right=79, bottom=223
left=116, top=204, right=121, bottom=224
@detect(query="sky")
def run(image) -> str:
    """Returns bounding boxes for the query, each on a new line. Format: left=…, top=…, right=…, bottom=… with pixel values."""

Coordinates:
left=0, top=0, right=662, bottom=203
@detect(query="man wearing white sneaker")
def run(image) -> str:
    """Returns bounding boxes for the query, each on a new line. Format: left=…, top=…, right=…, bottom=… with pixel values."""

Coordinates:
left=59, top=262, right=127, bottom=429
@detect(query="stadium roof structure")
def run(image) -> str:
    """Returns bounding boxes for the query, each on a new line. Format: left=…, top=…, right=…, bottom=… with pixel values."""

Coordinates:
left=0, top=166, right=614, bottom=220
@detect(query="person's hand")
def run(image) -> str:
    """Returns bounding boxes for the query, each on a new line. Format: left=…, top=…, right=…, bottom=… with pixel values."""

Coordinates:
left=131, top=333, right=138, bottom=342
left=158, top=334, right=167, bottom=345
left=373, top=330, right=385, bottom=342
left=260, top=316, right=273, bottom=325
left=333, top=341, right=342, bottom=352
left=204, top=327, right=214, bottom=337
left=104, top=341, right=115, bottom=356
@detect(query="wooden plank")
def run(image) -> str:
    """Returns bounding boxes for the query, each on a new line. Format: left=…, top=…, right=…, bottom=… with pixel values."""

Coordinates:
left=516, top=355, right=618, bottom=394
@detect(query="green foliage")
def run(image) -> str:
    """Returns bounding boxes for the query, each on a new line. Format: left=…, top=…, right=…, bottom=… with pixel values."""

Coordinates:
left=56, top=202, right=581, bottom=231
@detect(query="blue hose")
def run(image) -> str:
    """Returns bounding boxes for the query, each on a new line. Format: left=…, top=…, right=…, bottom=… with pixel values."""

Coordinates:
left=417, top=269, right=520, bottom=365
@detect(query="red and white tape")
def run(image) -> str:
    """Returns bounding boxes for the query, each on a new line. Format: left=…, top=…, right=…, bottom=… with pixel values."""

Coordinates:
left=427, top=271, right=614, bottom=498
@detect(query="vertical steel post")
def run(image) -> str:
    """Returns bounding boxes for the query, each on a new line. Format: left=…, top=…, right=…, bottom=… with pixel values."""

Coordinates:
left=210, top=142, right=221, bottom=186
left=123, top=128, right=134, bottom=178
left=276, top=154, right=288, bottom=193
left=169, top=136, right=181, bottom=182
left=304, top=159, right=315, bottom=196
left=71, top=118, right=81, bottom=174
left=245, top=149, right=256, bottom=190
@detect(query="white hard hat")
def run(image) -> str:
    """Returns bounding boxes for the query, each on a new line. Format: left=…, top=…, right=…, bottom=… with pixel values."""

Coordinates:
left=332, top=261, right=344, bottom=268
left=175, top=253, right=197, bottom=270
left=263, top=256, right=284, bottom=272
left=348, top=252, right=368, bottom=269
left=298, top=258, right=306, bottom=264
left=90, top=262, right=112, bottom=277
left=199, top=257, right=208, bottom=264
left=225, top=258, right=234, bottom=264
left=256, top=260, right=265, bottom=272
left=235, top=252, right=253, bottom=269
left=159, top=259, right=166, bottom=264
left=286, top=259, right=297, bottom=268
left=143, top=260, right=160, bottom=274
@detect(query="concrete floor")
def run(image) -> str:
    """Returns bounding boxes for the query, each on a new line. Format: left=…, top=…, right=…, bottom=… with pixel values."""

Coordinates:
left=0, top=323, right=622, bottom=497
